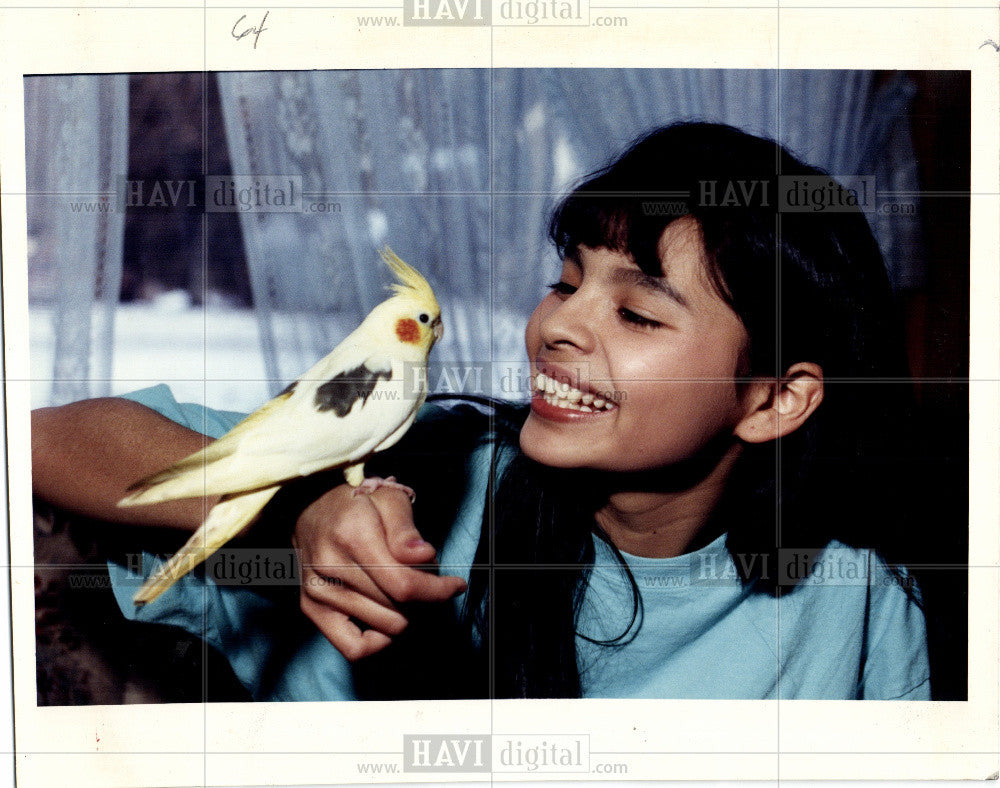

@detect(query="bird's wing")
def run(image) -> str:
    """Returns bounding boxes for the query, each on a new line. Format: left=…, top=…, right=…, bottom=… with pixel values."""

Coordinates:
left=290, top=355, right=426, bottom=478
left=119, top=351, right=413, bottom=505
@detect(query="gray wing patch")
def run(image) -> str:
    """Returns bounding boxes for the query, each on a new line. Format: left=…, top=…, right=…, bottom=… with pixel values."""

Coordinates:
left=315, top=362, right=391, bottom=417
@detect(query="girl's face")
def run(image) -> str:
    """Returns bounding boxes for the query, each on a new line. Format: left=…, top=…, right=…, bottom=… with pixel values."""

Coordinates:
left=520, top=216, right=752, bottom=473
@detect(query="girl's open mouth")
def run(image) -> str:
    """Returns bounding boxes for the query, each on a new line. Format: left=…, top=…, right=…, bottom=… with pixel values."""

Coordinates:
left=530, top=370, right=619, bottom=420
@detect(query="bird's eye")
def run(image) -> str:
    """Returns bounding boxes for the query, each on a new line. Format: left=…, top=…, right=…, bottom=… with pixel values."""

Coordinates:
left=419, top=313, right=430, bottom=324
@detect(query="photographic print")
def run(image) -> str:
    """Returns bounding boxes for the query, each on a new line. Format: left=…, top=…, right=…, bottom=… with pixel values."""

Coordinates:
left=2, top=6, right=998, bottom=788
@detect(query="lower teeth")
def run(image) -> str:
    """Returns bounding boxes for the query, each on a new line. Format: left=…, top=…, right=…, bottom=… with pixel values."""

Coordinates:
left=543, top=393, right=598, bottom=412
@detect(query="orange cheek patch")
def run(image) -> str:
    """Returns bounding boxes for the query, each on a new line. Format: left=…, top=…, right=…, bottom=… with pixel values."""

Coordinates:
left=395, top=317, right=420, bottom=344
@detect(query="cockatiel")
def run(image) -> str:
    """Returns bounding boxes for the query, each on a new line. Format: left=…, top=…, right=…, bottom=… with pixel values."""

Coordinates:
left=119, top=247, right=443, bottom=606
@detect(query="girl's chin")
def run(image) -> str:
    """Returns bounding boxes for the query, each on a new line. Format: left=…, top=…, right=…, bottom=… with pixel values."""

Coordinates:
left=519, top=412, right=608, bottom=469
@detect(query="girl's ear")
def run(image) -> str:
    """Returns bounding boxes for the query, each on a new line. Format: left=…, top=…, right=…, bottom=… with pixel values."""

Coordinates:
left=734, top=362, right=824, bottom=444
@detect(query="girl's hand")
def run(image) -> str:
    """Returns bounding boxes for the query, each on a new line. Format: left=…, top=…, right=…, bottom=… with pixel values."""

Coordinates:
left=292, top=484, right=468, bottom=661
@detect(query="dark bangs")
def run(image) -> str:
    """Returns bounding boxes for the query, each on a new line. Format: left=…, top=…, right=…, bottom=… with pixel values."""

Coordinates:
left=548, top=166, right=696, bottom=281
left=546, top=127, right=769, bottom=313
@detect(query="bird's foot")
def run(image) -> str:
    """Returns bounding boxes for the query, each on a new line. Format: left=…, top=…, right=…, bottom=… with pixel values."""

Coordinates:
left=351, top=475, right=416, bottom=503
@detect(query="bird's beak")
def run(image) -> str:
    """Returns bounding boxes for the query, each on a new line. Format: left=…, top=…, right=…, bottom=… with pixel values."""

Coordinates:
left=433, top=319, right=444, bottom=341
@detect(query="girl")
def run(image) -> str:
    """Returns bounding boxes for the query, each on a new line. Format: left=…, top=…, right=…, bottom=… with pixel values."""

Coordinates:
left=32, top=122, right=930, bottom=700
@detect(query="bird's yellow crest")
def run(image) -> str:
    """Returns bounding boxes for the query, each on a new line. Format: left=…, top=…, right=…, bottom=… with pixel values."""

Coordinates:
left=381, top=246, right=438, bottom=308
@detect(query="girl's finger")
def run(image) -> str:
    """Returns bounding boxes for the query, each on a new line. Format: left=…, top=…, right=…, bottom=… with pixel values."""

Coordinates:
left=304, top=549, right=398, bottom=609
left=367, top=487, right=437, bottom=563
left=299, top=593, right=393, bottom=662
left=336, top=524, right=467, bottom=603
left=302, top=572, right=409, bottom=636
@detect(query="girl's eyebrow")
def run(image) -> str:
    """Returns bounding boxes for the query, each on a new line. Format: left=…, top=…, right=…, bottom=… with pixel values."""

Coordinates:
left=610, top=266, right=689, bottom=309
left=565, top=254, right=690, bottom=309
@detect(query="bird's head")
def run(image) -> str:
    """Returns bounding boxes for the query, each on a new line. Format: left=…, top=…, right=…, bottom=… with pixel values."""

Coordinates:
left=378, top=247, right=443, bottom=354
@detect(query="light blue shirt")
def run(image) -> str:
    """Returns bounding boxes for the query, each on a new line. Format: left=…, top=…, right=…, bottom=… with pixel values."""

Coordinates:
left=108, top=384, right=930, bottom=700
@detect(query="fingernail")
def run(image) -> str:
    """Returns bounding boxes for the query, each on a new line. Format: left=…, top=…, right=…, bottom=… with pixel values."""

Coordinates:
left=406, top=538, right=431, bottom=549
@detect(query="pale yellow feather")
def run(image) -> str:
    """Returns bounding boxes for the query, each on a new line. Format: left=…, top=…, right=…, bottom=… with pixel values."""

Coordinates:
left=133, top=485, right=280, bottom=605
left=381, top=246, right=438, bottom=309
left=119, top=390, right=296, bottom=506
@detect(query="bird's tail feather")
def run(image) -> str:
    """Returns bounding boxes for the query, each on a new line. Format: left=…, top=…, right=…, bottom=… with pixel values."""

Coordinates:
left=119, top=442, right=234, bottom=506
left=119, top=470, right=212, bottom=507
left=132, top=485, right=281, bottom=606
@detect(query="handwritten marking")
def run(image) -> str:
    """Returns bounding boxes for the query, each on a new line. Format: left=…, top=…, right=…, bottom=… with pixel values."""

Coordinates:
left=232, top=10, right=269, bottom=49
left=980, top=39, right=999, bottom=51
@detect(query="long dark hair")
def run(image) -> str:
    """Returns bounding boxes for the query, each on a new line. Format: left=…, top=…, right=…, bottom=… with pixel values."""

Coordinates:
left=462, top=122, right=916, bottom=698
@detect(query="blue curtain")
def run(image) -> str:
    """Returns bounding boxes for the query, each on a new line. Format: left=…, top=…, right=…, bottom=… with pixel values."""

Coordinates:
left=25, top=70, right=922, bottom=408
left=24, top=75, right=129, bottom=406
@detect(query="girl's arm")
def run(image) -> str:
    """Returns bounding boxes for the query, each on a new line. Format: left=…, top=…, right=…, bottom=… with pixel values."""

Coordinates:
left=31, top=397, right=219, bottom=530
left=32, top=396, right=466, bottom=661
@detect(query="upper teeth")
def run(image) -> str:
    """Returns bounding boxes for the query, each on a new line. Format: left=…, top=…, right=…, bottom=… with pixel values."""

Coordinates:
left=534, top=372, right=615, bottom=412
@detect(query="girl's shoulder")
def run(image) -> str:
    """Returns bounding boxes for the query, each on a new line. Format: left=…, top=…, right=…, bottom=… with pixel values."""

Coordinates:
left=791, top=539, right=923, bottom=618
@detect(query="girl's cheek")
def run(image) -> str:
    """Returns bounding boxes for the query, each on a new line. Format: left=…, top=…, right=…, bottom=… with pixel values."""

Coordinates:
left=614, top=345, right=671, bottom=388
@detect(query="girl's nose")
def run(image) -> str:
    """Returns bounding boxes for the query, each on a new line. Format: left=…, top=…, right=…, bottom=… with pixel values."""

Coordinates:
left=538, top=291, right=595, bottom=353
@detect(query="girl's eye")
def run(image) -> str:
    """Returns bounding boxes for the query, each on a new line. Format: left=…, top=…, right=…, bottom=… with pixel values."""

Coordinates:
left=618, top=308, right=662, bottom=329
left=547, top=281, right=577, bottom=296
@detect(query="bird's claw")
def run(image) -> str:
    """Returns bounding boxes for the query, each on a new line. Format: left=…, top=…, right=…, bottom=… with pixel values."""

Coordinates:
left=351, top=475, right=416, bottom=503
